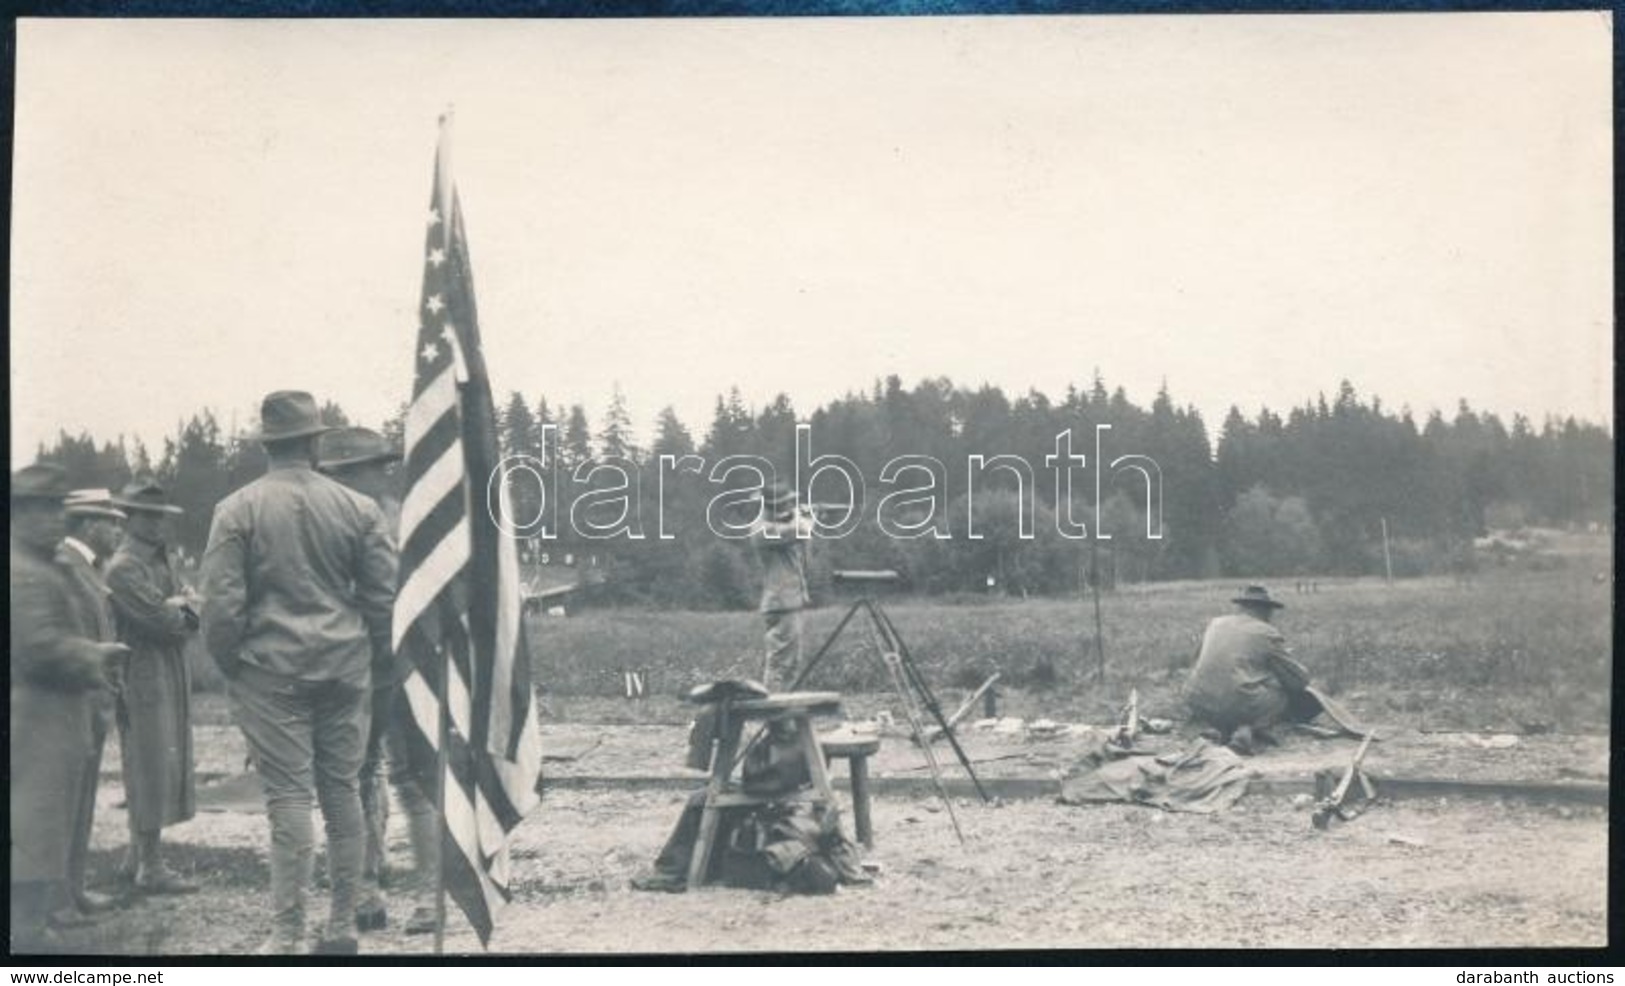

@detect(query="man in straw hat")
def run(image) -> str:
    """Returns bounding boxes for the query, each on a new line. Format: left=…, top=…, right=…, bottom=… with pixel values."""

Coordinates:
left=10, top=465, right=130, bottom=948
left=316, top=426, right=437, bottom=937
left=1182, top=584, right=1365, bottom=755
left=748, top=481, right=815, bottom=689
left=106, top=476, right=202, bottom=898
left=200, top=392, right=396, bottom=955
left=55, top=489, right=130, bottom=923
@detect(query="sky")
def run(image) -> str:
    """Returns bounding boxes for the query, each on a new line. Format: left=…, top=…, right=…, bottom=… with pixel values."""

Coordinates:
left=10, top=13, right=1613, bottom=464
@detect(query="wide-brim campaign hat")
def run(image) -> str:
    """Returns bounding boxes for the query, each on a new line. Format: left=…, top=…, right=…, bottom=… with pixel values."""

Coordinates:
left=12, top=463, right=71, bottom=502
left=115, top=477, right=184, bottom=515
left=317, top=427, right=402, bottom=472
left=684, top=679, right=770, bottom=705
left=65, top=488, right=128, bottom=520
left=255, top=390, right=333, bottom=443
left=759, top=482, right=799, bottom=510
left=1231, top=584, right=1285, bottom=610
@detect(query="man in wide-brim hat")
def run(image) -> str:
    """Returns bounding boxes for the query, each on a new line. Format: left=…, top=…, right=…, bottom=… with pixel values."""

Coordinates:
left=1182, top=585, right=1324, bottom=754
left=200, top=391, right=397, bottom=955
left=315, top=427, right=437, bottom=936
left=105, top=477, right=201, bottom=897
left=10, top=465, right=130, bottom=947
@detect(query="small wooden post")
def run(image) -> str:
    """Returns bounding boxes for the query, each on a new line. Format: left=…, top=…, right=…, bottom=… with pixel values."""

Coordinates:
left=1090, top=536, right=1106, bottom=682
left=1381, top=517, right=1394, bottom=585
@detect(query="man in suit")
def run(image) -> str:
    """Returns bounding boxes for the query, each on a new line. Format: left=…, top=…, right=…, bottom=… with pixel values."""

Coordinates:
left=54, top=490, right=130, bottom=925
left=10, top=465, right=128, bottom=949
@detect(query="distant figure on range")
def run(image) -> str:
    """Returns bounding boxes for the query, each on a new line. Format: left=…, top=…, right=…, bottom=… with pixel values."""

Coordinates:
left=316, top=426, right=438, bottom=937
left=10, top=466, right=130, bottom=949
left=201, top=391, right=397, bottom=956
left=1182, top=585, right=1365, bottom=755
left=749, top=482, right=813, bottom=690
left=106, top=477, right=201, bottom=896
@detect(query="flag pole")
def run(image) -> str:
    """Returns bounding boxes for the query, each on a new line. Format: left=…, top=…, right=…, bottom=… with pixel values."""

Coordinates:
left=431, top=105, right=456, bottom=957
left=433, top=646, right=450, bottom=955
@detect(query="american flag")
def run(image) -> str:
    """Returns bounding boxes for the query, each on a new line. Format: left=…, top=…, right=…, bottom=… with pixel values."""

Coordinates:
left=395, top=112, right=542, bottom=948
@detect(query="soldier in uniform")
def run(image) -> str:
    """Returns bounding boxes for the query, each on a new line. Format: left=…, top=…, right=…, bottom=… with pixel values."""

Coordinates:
left=748, top=483, right=814, bottom=689
left=107, top=478, right=201, bottom=896
left=10, top=465, right=128, bottom=948
left=316, top=426, right=437, bottom=937
left=55, top=489, right=131, bottom=924
left=201, top=391, right=396, bottom=955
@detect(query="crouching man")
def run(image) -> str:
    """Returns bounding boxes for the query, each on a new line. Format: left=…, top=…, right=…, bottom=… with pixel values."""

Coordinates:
left=630, top=682, right=870, bottom=894
left=1182, top=585, right=1338, bottom=755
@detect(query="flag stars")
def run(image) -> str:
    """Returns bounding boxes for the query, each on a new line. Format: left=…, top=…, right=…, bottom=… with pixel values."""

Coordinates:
left=426, top=294, right=445, bottom=314
left=427, top=207, right=441, bottom=228
left=428, top=247, right=446, bottom=268
left=420, top=341, right=441, bottom=364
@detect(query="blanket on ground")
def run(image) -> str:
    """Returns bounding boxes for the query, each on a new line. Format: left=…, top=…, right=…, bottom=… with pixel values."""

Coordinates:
left=1058, top=740, right=1258, bottom=814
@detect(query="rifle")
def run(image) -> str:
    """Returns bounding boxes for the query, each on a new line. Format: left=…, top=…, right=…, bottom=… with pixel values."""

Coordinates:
left=1108, top=687, right=1140, bottom=750
left=1311, top=731, right=1377, bottom=829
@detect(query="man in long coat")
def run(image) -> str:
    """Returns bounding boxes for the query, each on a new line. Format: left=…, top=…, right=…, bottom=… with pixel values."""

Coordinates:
left=10, top=465, right=127, bottom=948
left=107, top=478, right=200, bottom=894
left=54, top=489, right=131, bottom=923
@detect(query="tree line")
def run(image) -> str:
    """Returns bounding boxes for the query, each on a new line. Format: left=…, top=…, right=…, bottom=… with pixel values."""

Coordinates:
left=32, top=375, right=1612, bottom=608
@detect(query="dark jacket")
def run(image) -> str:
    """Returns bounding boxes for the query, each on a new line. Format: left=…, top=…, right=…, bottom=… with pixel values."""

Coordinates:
left=57, top=538, right=118, bottom=734
left=12, top=536, right=108, bottom=693
left=57, top=538, right=117, bottom=643
left=10, top=536, right=105, bottom=882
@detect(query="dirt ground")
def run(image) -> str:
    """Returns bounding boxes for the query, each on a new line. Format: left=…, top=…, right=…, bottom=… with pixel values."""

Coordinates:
left=55, top=703, right=1610, bottom=956
left=140, top=693, right=1614, bottom=788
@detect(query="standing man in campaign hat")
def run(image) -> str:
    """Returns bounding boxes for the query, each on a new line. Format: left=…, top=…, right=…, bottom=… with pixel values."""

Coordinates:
left=107, top=476, right=202, bottom=898
left=56, top=489, right=130, bottom=924
left=316, top=426, right=437, bottom=937
left=10, top=465, right=130, bottom=948
left=201, top=392, right=397, bottom=955
left=748, top=482, right=814, bottom=689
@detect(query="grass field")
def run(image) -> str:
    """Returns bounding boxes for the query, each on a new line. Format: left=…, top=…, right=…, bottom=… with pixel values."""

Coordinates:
left=180, top=535, right=1609, bottom=733
left=527, top=546, right=1612, bottom=733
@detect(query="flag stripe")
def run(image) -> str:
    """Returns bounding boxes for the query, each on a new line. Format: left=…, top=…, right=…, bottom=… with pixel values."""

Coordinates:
left=405, top=367, right=459, bottom=452
left=489, top=481, right=523, bottom=752
left=392, top=519, right=470, bottom=652
left=403, top=400, right=462, bottom=491
left=400, top=437, right=466, bottom=543
left=399, top=469, right=467, bottom=573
